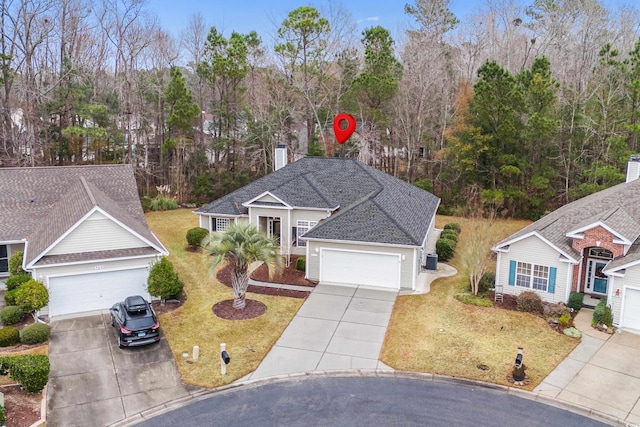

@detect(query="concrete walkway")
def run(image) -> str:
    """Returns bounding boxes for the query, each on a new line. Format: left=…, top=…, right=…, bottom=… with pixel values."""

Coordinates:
left=535, top=309, right=640, bottom=425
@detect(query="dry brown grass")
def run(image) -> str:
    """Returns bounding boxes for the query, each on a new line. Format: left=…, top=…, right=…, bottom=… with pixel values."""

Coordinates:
left=146, top=209, right=303, bottom=388
left=380, top=215, right=579, bottom=390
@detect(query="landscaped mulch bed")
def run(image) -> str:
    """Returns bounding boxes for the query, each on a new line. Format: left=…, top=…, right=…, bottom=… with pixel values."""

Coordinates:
left=489, top=292, right=518, bottom=311
left=1, top=384, right=41, bottom=427
left=250, top=256, right=316, bottom=287
left=217, top=262, right=312, bottom=299
left=151, top=292, right=187, bottom=315
left=213, top=299, right=266, bottom=320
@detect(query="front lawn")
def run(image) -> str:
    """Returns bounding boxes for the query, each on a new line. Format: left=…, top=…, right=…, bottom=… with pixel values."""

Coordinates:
left=380, top=216, right=579, bottom=390
left=146, top=209, right=304, bottom=388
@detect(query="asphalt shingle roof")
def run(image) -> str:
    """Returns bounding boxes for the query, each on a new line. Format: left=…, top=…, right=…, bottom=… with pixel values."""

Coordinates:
left=495, top=178, right=640, bottom=268
left=0, top=164, right=165, bottom=264
left=196, top=157, right=440, bottom=246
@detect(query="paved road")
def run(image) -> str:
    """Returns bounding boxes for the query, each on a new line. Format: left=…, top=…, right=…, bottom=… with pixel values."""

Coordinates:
left=137, top=376, right=609, bottom=427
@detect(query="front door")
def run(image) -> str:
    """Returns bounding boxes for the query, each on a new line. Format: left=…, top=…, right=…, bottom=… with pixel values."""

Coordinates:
left=586, top=259, right=608, bottom=295
left=266, top=217, right=281, bottom=244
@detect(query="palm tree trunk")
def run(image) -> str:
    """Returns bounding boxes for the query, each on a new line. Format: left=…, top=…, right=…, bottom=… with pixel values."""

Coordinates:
left=231, top=270, right=249, bottom=310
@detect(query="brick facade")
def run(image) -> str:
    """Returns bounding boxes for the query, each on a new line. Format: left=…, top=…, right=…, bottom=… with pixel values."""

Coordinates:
left=570, top=226, right=623, bottom=293
left=571, top=226, right=624, bottom=258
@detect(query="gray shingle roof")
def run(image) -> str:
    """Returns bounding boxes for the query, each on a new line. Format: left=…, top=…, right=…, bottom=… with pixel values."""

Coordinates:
left=495, top=178, right=640, bottom=265
left=196, top=157, right=440, bottom=246
left=0, top=165, right=165, bottom=264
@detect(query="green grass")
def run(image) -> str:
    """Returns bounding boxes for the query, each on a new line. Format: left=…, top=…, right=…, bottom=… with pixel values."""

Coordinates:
left=380, top=215, right=579, bottom=390
left=146, top=209, right=303, bottom=388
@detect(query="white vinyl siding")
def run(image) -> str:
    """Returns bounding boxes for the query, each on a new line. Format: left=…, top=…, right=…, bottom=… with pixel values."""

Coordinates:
left=609, top=266, right=640, bottom=328
left=48, top=211, right=148, bottom=255
left=497, top=235, right=568, bottom=303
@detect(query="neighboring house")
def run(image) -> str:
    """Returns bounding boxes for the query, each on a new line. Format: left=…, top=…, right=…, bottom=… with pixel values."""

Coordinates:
left=493, top=156, right=640, bottom=332
left=194, top=149, right=440, bottom=291
left=0, top=165, right=168, bottom=317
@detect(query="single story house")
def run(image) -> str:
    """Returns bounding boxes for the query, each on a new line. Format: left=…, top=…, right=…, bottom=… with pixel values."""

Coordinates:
left=195, top=151, right=440, bottom=291
left=0, top=165, right=168, bottom=317
left=492, top=156, right=640, bottom=332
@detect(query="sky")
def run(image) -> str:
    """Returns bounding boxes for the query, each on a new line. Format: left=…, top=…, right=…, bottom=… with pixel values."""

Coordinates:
left=150, top=0, right=636, bottom=42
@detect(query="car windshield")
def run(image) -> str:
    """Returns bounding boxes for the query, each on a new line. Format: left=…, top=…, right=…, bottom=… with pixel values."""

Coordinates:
left=125, top=314, right=156, bottom=330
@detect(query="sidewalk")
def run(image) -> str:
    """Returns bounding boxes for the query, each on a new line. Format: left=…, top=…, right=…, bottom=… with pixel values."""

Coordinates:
left=535, top=309, right=640, bottom=425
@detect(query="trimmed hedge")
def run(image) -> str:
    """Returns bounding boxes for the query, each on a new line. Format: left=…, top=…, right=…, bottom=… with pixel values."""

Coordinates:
left=4, top=289, right=18, bottom=306
left=15, top=279, right=48, bottom=314
left=0, top=306, right=24, bottom=326
left=516, top=291, right=543, bottom=314
left=443, top=223, right=461, bottom=234
left=0, top=327, right=20, bottom=347
left=436, top=238, right=456, bottom=261
left=0, top=404, right=5, bottom=426
left=20, top=323, right=51, bottom=344
left=186, top=227, right=209, bottom=248
left=295, top=257, right=306, bottom=272
left=0, top=354, right=49, bottom=393
left=440, top=230, right=458, bottom=242
left=148, top=257, right=184, bottom=300
left=567, top=291, right=584, bottom=312
left=6, top=273, right=31, bottom=291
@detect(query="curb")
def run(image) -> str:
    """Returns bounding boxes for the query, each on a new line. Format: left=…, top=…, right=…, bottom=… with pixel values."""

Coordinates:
left=107, top=370, right=622, bottom=427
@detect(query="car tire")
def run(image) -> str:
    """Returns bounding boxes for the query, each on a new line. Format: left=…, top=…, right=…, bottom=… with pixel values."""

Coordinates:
left=111, top=316, right=115, bottom=327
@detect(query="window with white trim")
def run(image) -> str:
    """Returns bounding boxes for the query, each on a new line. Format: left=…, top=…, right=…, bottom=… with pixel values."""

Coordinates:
left=516, top=261, right=549, bottom=291
left=296, top=220, right=317, bottom=247
left=212, top=217, right=231, bottom=232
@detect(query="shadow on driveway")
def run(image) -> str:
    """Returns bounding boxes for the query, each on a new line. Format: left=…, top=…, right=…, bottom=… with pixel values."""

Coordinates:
left=47, top=312, right=197, bottom=426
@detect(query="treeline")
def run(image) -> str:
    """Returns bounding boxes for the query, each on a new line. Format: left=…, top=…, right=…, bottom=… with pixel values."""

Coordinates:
left=1, top=0, right=639, bottom=219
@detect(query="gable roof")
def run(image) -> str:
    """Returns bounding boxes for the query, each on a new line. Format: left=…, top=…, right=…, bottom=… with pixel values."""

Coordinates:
left=196, top=157, right=440, bottom=247
left=0, top=165, right=166, bottom=264
left=494, top=178, right=640, bottom=263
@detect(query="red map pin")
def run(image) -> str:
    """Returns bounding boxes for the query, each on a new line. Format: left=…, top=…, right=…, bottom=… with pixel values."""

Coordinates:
left=333, top=113, right=356, bottom=144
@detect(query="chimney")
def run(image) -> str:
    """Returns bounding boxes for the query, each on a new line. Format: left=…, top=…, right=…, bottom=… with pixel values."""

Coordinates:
left=275, top=145, right=287, bottom=171
left=626, top=154, right=640, bottom=183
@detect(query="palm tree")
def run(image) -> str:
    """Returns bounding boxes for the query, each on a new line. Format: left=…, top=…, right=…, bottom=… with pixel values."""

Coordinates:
left=204, top=223, right=282, bottom=310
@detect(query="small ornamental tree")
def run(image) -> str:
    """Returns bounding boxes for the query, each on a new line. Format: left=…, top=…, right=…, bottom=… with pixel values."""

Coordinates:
left=148, top=257, right=184, bottom=301
left=15, top=279, right=49, bottom=320
left=8, top=251, right=26, bottom=276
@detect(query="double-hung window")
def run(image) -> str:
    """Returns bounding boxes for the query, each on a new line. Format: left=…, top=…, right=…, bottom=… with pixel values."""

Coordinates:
left=296, top=220, right=317, bottom=247
left=516, top=261, right=549, bottom=292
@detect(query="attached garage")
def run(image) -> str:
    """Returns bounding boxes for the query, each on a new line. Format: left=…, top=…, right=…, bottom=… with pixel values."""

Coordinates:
left=319, top=249, right=401, bottom=289
left=48, top=268, right=150, bottom=317
left=622, top=289, right=640, bottom=331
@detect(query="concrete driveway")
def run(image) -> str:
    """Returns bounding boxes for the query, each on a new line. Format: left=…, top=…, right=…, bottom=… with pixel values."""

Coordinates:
left=249, top=283, right=397, bottom=380
left=535, top=309, right=640, bottom=424
left=47, top=312, right=194, bottom=426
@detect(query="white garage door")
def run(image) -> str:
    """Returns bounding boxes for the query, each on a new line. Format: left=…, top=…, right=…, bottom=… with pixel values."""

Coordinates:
left=623, top=289, right=640, bottom=331
left=49, top=268, right=150, bottom=317
left=320, top=249, right=401, bottom=289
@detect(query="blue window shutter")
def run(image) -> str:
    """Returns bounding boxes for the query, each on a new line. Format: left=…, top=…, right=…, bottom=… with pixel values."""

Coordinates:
left=548, top=267, right=557, bottom=293
left=508, top=260, right=516, bottom=286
